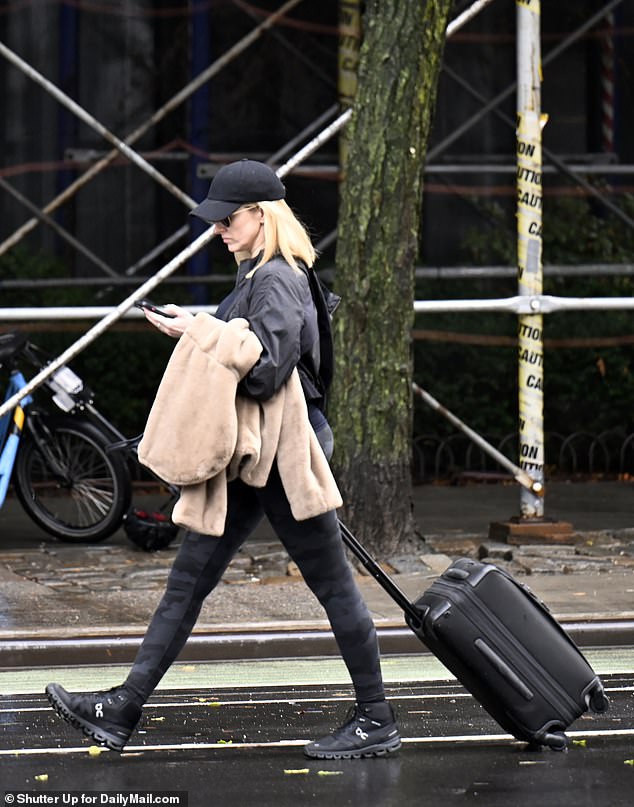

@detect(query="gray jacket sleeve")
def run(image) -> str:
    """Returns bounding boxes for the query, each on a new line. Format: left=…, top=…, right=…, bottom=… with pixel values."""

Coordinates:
left=240, top=262, right=309, bottom=401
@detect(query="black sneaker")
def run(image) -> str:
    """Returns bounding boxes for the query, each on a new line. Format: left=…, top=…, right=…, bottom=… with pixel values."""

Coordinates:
left=46, top=683, right=141, bottom=752
left=304, top=701, right=401, bottom=760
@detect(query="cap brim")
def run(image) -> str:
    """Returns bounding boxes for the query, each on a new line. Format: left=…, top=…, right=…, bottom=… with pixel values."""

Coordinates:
left=189, top=198, right=241, bottom=224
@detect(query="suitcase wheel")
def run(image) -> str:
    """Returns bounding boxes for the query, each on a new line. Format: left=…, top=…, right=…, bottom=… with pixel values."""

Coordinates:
left=541, top=731, right=569, bottom=752
left=587, top=688, right=610, bottom=714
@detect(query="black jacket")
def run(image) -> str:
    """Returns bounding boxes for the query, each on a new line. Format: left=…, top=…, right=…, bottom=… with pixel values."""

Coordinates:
left=215, top=254, right=336, bottom=410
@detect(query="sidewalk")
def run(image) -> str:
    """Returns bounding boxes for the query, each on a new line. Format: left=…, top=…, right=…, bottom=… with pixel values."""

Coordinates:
left=0, top=479, right=633, bottom=667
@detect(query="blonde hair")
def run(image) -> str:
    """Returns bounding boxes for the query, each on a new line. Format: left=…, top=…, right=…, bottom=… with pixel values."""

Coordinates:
left=245, top=199, right=316, bottom=272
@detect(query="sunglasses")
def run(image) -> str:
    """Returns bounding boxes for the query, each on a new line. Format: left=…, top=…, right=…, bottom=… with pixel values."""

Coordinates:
left=214, top=204, right=259, bottom=228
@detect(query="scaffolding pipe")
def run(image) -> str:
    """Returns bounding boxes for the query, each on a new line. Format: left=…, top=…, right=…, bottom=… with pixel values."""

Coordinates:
left=267, top=104, right=340, bottom=166
left=124, top=226, right=190, bottom=277
left=0, top=275, right=235, bottom=291
left=0, top=0, right=305, bottom=258
left=0, top=176, right=118, bottom=278
left=4, top=263, right=634, bottom=290
left=443, top=63, right=634, bottom=232
left=0, top=98, right=344, bottom=418
left=0, top=0, right=516, bottom=419
left=4, top=294, right=634, bottom=321
left=412, top=383, right=542, bottom=494
left=0, top=41, right=196, bottom=211
left=428, top=0, right=625, bottom=163
left=412, top=295, right=634, bottom=313
left=516, top=0, right=544, bottom=519
left=0, top=226, right=216, bottom=420
left=0, top=305, right=217, bottom=321
left=276, top=109, right=352, bottom=176
left=446, top=0, right=497, bottom=35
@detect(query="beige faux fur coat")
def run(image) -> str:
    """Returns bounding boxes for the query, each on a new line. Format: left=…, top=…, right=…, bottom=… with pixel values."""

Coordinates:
left=137, top=313, right=342, bottom=535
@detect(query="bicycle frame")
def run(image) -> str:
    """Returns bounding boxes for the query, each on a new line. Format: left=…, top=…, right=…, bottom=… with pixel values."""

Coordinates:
left=0, top=370, right=33, bottom=507
left=0, top=332, right=179, bottom=544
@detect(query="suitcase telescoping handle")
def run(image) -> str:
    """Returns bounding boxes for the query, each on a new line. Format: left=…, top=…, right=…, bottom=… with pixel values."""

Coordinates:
left=338, top=520, right=428, bottom=627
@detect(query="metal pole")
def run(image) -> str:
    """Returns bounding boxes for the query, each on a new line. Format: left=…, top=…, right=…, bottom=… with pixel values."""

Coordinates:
left=276, top=110, right=352, bottom=177
left=0, top=176, right=118, bottom=278
left=429, top=0, right=625, bottom=163
left=5, top=263, right=634, bottom=291
left=0, top=227, right=217, bottom=419
left=412, top=383, right=542, bottom=494
left=0, top=41, right=195, bottom=211
left=4, top=293, right=634, bottom=320
left=0, top=0, right=305, bottom=258
left=446, top=0, right=497, bottom=35
left=516, top=0, right=544, bottom=518
left=266, top=104, right=340, bottom=167
left=124, top=226, right=189, bottom=277
left=442, top=63, right=634, bottom=232
left=412, top=296, right=634, bottom=313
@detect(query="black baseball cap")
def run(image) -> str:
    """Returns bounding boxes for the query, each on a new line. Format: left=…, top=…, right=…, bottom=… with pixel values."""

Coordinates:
left=190, top=159, right=286, bottom=223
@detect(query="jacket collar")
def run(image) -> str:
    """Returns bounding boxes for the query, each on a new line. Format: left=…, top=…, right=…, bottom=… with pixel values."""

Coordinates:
left=238, top=252, right=263, bottom=281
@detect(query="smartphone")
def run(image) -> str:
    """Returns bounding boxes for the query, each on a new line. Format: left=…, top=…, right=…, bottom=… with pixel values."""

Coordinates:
left=134, top=299, right=176, bottom=319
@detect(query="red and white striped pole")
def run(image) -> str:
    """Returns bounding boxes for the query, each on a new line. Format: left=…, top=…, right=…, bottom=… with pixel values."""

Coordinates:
left=600, top=10, right=616, bottom=156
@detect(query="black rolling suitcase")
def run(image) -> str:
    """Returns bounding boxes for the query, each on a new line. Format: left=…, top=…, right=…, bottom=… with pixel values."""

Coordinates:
left=338, top=520, right=609, bottom=750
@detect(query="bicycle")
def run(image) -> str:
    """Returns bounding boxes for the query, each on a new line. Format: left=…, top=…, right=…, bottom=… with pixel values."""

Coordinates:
left=0, top=331, right=176, bottom=545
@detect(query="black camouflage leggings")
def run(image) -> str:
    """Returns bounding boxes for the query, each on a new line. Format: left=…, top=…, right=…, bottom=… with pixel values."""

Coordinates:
left=124, top=433, right=385, bottom=705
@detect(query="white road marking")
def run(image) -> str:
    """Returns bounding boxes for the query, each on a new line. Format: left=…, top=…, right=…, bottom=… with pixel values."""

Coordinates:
left=2, top=728, right=634, bottom=757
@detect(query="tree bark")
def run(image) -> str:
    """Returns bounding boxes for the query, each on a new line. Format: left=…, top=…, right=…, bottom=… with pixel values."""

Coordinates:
left=332, top=0, right=453, bottom=556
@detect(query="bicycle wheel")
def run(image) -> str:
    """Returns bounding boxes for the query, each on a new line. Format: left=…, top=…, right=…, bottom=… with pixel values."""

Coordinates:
left=13, top=415, right=132, bottom=543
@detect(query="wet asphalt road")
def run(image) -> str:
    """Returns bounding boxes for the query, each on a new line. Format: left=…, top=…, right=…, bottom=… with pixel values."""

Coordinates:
left=2, top=666, right=634, bottom=807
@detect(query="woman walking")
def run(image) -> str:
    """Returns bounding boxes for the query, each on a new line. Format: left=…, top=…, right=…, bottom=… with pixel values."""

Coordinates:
left=46, top=159, right=400, bottom=760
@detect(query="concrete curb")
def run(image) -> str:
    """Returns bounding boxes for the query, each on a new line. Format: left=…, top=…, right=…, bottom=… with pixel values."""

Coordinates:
left=2, top=617, right=634, bottom=669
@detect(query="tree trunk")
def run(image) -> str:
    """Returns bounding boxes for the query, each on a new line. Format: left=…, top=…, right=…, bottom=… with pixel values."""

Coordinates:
left=332, top=0, right=452, bottom=556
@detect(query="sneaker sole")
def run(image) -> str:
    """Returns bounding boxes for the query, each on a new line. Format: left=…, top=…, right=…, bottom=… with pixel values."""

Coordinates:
left=304, top=736, right=402, bottom=760
left=45, top=686, right=131, bottom=753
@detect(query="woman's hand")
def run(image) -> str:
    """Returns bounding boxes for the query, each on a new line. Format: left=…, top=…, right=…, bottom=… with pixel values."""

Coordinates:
left=143, top=304, right=194, bottom=338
